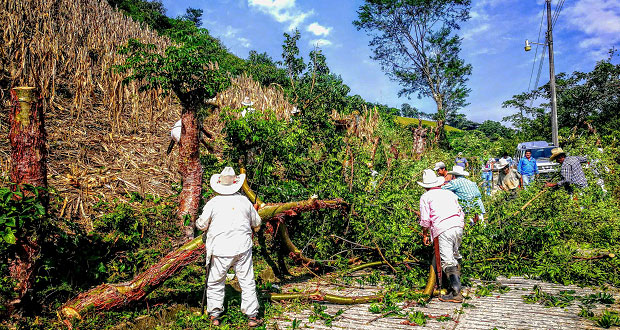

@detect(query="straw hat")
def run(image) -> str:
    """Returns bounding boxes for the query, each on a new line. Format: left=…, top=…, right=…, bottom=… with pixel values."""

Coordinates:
left=433, top=161, right=446, bottom=171
left=241, top=96, right=254, bottom=106
left=448, top=165, right=469, bottom=177
left=417, top=169, right=445, bottom=188
left=549, top=147, right=566, bottom=161
left=210, top=167, right=245, bottom=195
left=497, top=158, right=510, bottom=169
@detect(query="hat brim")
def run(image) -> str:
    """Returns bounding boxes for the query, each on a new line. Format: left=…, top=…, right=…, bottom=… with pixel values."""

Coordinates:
left=549, top=152, right=565, bottom=161
left=210, top=173, right=246, bottom=195
left=433, top=165, right=445, bottom=171
left=417, top=176, right=445, bottom=188
left=448, top=170, right=469, bottom=176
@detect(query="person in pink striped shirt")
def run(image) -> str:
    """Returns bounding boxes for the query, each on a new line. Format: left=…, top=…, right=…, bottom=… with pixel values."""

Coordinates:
left=417, top=169, right=465, bottom=303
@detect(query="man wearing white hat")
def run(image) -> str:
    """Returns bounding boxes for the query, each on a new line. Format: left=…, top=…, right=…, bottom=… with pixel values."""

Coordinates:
left=240, top=96, right=255, bottom=118
left=497, top=158, right=521, bottom=195
left=442, top=165, right=485, bottom=223
left=418, top=169, right=465, bottom=303
left=196, top=167, right=262, bottom=327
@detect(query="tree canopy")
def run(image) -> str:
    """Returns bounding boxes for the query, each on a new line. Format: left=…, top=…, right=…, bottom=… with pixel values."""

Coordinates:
left=354, top=0, right=472, bottom=136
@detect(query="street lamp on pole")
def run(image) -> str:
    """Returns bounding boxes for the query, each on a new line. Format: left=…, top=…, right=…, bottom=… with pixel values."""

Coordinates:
left=524, top=0, right=559, bottom=147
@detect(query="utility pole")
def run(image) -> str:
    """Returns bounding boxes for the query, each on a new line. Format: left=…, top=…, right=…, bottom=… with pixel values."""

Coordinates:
left=546, top=0, right=559, bottom=146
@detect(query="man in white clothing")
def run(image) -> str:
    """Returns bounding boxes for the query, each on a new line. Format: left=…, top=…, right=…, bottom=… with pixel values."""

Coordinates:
left=196, top=167, right=262, bottom=327
left=418, top=169, right=465, bottom=303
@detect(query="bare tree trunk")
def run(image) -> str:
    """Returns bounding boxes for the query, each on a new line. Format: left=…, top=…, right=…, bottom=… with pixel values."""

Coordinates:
left=7, top=87, right=47, bottom=309
left=177, top=107, right=202, bottom=240
left=59, top=198, right=348, bottom=320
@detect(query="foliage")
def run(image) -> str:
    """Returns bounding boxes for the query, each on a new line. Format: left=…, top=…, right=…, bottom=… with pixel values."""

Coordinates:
left=354, top=0, right=472, bottom=136
left=503, top=52, right=620, bottom=143
left=0, top=184, right=46, bottom=312
left=477, top=120, right=514, bottom=140
left=461, top=141, right=620, bottom=287
left=0, top=185, right=46, bottom=246
left=116, top=33, right=231, bottom=107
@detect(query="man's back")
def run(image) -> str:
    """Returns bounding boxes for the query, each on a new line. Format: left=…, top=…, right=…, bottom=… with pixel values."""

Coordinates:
left=442, top=177, right=481, bottom=201
left=560, top=156, right=588, bottom=188
left=197, top=194, right=260, bottom=256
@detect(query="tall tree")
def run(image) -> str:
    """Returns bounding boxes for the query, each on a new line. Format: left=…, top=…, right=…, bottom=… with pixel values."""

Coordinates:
left=116, top=33, right=231, bottom=240
left=281, top=29, right=306, bottom=89
left=182, top=7, right=203, bottom=27
left=354, top=0, right=472, bottom=141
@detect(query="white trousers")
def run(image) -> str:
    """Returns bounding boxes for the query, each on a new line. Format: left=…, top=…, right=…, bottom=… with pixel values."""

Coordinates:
left=207, top=248, right=259, bottom=318
left=437, top=227, right=463, bottom=271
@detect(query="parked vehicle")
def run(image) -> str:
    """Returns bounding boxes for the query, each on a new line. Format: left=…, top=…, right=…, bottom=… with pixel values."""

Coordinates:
left=514, top=141, right=560, bottom=176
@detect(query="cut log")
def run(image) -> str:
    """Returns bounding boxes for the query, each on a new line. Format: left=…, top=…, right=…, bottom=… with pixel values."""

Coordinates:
left=59, top=198, right=348, bottom=320
left=7, top=87, right=47, bottom=310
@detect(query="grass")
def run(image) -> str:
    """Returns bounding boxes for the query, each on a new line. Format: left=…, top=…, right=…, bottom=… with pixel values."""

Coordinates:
left=394, top=116, right=462, bottom=132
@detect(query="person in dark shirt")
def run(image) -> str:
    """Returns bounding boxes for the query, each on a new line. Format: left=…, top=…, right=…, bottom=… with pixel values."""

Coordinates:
left=544, top=148, right=588, bottom=193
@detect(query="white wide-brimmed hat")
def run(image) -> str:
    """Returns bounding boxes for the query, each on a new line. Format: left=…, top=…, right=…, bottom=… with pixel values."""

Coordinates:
left=417, top=169, right=445, bottom=188
left=497, top=158, right=510, bottom=169
left=241, top=96, right=254, bottom=106
left=433, top=161, right=446, bottom=171
left=210, top=167, right=245, bottom=195
left=448, top=165, right=469, bottom=176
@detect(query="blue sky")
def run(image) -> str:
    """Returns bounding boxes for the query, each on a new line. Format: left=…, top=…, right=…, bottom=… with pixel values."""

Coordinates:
left=160, top=0, right=620, bottom=124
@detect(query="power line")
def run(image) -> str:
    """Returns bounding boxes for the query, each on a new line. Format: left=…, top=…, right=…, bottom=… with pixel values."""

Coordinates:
left=530, top=44, right=547, bottom=108
left=552, top=0, right=565, bottom=28
left=527, top=8, right=546, bottom=92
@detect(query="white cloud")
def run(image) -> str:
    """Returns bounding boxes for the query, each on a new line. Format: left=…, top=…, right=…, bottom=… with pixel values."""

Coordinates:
left=564, top=0, right=620, bottom=58
left=237, top=37, right=251, bottom=48
left=462, top=23, right=490, bottom=40
left=216, top=25, right=252, bottom=49
left=248, top=0, right=314, bottom=30
left=309, top=39, right=332, bottom=47
left=307, top=22, right=331, bottom=36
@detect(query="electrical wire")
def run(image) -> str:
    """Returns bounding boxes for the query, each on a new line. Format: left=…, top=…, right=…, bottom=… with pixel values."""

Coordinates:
left=527, top=8, right=546, bottom=92
left=552, top=0, right=565, bottom=28
left=530, top=44, right=548, bottom=108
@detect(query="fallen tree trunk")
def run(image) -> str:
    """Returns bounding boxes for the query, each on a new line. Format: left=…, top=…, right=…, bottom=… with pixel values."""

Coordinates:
left=269, top=264, right=437, bottom=303
left=59, top=198, right=348, bottom=320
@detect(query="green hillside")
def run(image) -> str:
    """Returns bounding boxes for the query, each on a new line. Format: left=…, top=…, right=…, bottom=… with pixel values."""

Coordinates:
left=394, top=116, right=462, bottom=132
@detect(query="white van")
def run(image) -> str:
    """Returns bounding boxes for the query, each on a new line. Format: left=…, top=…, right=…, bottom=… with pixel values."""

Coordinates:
left=514, top=141, right=560, bottom=175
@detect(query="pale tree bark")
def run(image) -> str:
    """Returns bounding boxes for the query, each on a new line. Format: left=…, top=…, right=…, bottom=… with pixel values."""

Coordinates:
left=7, top=87, right=48, bottom=309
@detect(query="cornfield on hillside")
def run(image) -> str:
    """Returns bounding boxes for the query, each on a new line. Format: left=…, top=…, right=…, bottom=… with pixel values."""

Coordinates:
left=0, top=0, right=300, bottom=230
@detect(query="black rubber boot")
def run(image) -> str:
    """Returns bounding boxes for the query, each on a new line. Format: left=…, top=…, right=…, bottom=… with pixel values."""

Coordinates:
left=438, top=266, right=463, bottom=303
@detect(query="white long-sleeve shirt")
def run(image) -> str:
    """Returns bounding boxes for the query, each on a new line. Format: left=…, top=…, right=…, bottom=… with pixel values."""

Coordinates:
left=196, top=194, right=261, bottom=257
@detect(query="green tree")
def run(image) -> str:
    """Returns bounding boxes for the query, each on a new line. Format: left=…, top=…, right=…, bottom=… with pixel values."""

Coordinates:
left=281, top=29, right=306, bottom=88
left=181, top=7, right=203, bottom=27
left=503, top=52, right=620, bottom=143
left=354, top=0, right=472, bottom=141
left=116, top=33, right=231, bottom=239
left=477, top=120, right=513, bottom=139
